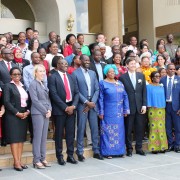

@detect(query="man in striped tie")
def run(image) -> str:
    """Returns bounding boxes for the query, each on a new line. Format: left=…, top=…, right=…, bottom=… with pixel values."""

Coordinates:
left=160, top=63, right=180, bottom=153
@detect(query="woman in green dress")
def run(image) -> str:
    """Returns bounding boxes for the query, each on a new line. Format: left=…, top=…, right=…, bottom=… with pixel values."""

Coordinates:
left=147, top=71, right=168, bottom=153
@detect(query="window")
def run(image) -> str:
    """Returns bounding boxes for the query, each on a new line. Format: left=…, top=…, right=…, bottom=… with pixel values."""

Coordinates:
left=74, top=0, right=89, bottom=33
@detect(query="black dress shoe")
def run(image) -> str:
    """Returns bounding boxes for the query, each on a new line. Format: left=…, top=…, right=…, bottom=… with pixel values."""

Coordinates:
left=58, top=157, right=66, bottom=165
left=152, top=151, right=158, bottom=154
left=67, top=156, right=78, bottom=164
left=136, top=150, right=146, bottom=156
left=21, top=165, right=28, bottom=169
left=77, top=155, right=85, bottom=162
left=166, top=146, right=174, bottom=152
left=1, top=140, right=7, bottom=147
left=93, top=153, right=104, bottom=160
left=174, top=147, right=180, bottom=153
left=126, top=151, right=132, bottom=157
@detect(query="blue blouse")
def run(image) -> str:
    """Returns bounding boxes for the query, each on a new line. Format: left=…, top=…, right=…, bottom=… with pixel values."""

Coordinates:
left=146, top=84, right=166, bottom=108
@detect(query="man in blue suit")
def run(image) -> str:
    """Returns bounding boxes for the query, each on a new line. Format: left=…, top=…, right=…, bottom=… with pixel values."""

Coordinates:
left=160, top=63, right=180, bottom=153
left=72, top=54, right=104, bottom=161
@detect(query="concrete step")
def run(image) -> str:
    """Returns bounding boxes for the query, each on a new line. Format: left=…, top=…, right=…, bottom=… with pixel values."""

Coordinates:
left=0, top=147, right=93, bottom=168
left=0, top=139, right=87, bottom=155
left=0, top=140, right=148, bottom=168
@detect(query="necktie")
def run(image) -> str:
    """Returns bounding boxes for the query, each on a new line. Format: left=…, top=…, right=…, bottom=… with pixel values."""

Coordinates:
left=7, top=62, right=11, bottom=71
left=166, top=77, right=172, bottom=100
left=131, top=73, right=136, bottom=89
left=63, top=74, right=71, bottom=101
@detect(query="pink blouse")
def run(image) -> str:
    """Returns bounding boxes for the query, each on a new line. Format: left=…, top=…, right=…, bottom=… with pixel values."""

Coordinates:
left=11, top=81, right=28, bottom=107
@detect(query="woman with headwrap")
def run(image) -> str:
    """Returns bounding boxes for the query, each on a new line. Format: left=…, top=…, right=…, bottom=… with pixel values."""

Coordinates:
left=98, top=64, right=130, bottom=158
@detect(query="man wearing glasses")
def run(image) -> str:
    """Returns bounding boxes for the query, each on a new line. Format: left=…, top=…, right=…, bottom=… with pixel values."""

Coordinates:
left=0, top=48, right=17, bottom=147
left=160, top=64, right=180, bottom=153
left=0, top=48, right=17, bottom=85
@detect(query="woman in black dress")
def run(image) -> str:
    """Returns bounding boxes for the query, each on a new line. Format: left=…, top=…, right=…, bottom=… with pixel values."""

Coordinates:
left=3, top=67, right=30, bottom=171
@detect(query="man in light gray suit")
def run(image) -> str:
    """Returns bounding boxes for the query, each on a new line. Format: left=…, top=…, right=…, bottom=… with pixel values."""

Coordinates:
left=72, top=54, right=104, bottom=161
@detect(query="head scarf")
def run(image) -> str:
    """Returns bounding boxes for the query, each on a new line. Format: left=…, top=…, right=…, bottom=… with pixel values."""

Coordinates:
left=103, top=64, right=119, bottom=75
left=13, top=48, right=23, bottom=63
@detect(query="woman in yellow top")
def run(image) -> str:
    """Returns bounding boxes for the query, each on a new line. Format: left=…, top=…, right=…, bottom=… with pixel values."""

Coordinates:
left=141, top=56, right=156, bottom=84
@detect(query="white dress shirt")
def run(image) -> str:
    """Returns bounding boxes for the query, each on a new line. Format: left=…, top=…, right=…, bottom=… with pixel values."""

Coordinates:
left=3, top=60, right=12, bottom=69
left=80, top=67, right=91, bottom=96
left=128, top=71, right=136, bottom=89
left=94, top=61, right=103, bottom=82
left=166, top=75, right=174, bottom=102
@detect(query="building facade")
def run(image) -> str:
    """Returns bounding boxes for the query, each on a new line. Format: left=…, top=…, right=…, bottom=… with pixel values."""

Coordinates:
left=0, top=0, right=180, bottom=49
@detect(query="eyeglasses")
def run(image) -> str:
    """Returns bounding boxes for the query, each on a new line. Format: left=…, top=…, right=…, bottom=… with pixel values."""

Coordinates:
left=12, top=73, right=21, bottom=76
left=153, top=75, right=160, bottom=78
left=169, top=69, right=175, bottom=70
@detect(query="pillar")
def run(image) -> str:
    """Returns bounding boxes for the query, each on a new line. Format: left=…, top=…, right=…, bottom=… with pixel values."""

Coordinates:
left=102, top=0, right=123, bottom=45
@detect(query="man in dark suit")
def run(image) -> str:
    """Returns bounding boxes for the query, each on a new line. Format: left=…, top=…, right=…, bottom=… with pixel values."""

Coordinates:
left=89, top=50, right=106, bottom=82
left=42, top=31, right=63, bottom=54
left=0, top=48, right=17, bottom=85
left=72, top=54, right=104, bottom=161
left=160, top=64, right=180, bottom=152
left=0, top=48, right=17, bottom=146
left=119, top=57, right=147, bottom=157
left=48, top=59, right=79, bottom=165
left=106, top=45, right=120, bottom=64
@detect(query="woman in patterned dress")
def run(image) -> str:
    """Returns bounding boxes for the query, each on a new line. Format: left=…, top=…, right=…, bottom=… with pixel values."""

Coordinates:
left=98, top=64, right=130, bottom=158
left=147, top=71, right=168, bottom=153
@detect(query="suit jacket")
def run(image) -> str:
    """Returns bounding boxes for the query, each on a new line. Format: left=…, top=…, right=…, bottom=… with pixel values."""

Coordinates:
left=29, top=79, right=52, bottom=116
left=119, top=72, right=147, bottom=114
left=106, top=56, right=113, bottom=64
left=48, top=71, right=79, bottom=115
left=89, top=60, right=106, bottom=81
left=42, top=41, right=63, bottom=54
left=0, top=60, right=17, bottom=85
left=12, top=59, right=30, bottom=71
left=160, top=75, right=180, bottom=111
left=3, top=83, right=29, bottom=115
left=72, top=67, right=99, bottom=111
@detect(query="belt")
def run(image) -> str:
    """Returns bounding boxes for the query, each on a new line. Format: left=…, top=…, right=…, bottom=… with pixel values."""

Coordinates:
left=166, top=101, right=172, bottom=104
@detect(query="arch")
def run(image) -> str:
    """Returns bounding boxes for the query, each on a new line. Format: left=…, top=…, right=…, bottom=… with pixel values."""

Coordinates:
left=26, top=0, right=60, bottom=35
left=1, top=0, right=35, bottom=21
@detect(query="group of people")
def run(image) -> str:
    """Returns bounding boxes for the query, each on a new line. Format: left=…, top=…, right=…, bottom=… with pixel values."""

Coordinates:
left=0, top=28, right=180, bottom=172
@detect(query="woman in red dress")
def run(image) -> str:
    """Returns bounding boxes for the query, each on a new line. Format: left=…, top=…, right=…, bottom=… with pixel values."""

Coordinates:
left=67, top=55, right=81, bottom=74
left=113, top=53, right=127, bottom=79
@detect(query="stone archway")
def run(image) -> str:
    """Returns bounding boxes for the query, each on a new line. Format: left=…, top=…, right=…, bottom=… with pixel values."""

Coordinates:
left=26, top=0, right=60, bottom=35
left=1, top=0, right=35, bottom=21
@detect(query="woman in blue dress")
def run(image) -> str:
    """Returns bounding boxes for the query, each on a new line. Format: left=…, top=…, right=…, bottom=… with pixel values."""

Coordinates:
left=98, top=64, right=130, bottom=158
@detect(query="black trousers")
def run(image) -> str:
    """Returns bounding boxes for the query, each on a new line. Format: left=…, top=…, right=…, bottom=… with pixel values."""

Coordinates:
left=54, top=114, right=75, bottom=160
left=125, top=112, right=145, bottom=151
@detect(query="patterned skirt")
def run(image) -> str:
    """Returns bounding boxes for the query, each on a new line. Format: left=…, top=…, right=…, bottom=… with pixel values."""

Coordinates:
left=148, top=107, right=168, bottom=151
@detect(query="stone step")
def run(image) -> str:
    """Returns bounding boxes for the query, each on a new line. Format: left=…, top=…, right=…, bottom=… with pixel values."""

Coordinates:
left=0, top=147, right=93, bottom=168
left=0, top=141, right=148, bottom=168
left=0, top=139, right=87, bottom=155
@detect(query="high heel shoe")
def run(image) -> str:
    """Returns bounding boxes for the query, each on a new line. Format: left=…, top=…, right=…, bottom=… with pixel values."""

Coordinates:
left=14, top=166, right=23, bottom=171
left=21, top=165, right=28, bottom=169
left=33, top=163, right=45, bottom=169
left=41, top=161, right=51, bottom=167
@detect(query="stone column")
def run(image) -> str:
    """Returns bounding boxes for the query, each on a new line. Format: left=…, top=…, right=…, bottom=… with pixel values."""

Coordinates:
left=102, top=0, right=123, bottom=45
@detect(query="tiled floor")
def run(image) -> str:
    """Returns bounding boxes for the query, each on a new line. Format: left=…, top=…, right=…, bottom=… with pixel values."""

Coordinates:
left=1, top=152, right=180, bottom=180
